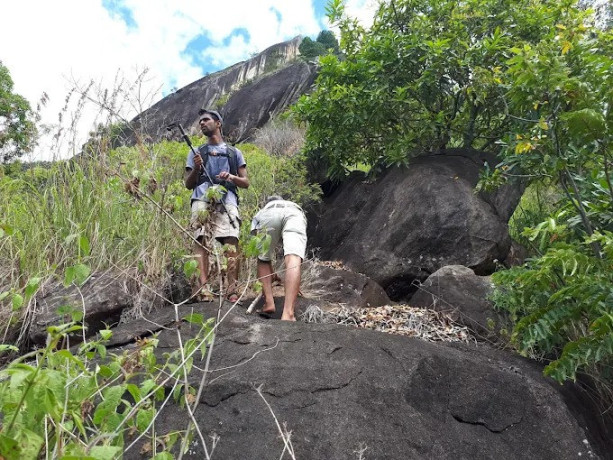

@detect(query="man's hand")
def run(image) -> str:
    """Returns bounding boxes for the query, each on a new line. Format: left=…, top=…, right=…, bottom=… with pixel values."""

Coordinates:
left=217, top=170, right=233, bottom=182
left=194, top=153, right=203, bottom=169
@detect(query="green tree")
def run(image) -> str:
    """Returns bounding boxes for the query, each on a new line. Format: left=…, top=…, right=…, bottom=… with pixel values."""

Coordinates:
left=0, top=62, right=37, bottom=163
left=299, top=36, right=327, bottom=60
left=482, top=6, right=613, bottom=385
left=316, top=30, right=340, bottom=54
left=294, top=0, right=588, bottom=178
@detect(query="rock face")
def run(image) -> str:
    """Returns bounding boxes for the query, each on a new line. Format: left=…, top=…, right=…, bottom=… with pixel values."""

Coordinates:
left=409, top=265, right=507, bottom=340
left=115, top=306, right=606, bottom=460
left=29, top=272, right=134, bottom=346
left=308, top=149, right=524, bottom=300
left=125, top=36, right=315, bottom=144
left=221, top=60, right=317, bottom=142
left=301, top=260, right=391, bottom=308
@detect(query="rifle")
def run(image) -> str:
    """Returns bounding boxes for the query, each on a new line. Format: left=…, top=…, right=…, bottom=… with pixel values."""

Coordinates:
left=167, top=122, right=238, bottom=229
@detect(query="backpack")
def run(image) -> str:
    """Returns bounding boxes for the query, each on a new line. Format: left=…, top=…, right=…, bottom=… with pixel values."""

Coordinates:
left=197, top=144, right=240, bottom=204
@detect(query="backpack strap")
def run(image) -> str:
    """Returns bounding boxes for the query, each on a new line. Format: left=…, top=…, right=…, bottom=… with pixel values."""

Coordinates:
left=226, top=146, right=240, bottom=205
left=197, top=144, right=240, bottom=205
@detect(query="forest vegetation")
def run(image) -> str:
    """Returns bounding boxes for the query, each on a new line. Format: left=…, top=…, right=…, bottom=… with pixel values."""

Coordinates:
left=0, top=0, right=612, bottom=457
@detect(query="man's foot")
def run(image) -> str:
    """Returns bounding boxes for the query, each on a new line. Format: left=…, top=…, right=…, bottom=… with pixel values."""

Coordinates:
left=281, top=315, right=296, bottom=321
left=226, top=292, right=243, bottom=305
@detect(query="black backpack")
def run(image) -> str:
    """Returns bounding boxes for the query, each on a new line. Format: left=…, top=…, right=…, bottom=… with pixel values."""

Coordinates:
left=197, top=144, right=240, bottom=203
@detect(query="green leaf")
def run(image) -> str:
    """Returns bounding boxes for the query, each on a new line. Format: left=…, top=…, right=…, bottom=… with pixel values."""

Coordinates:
left=183, top=313, right=204, bottom=325
left=1, top=429, right=43, bottom=460
left=79, top=235, right=91, bottom=257
left=562, top=109, right=606, bottom=144
left=99, top=329, right=113, bottom=341
left=152, top=453, right=174, bottom=460
left=24, top=277, right=41, bottom=299
left=0, top=223, right=15, bottom=237
left=64, top=263, right=91, bottom=287
left=0, top=434, right=19, bottom=460
left=0, top=344, right=19, bottom=354
left=93, top=385, right=124, bottom=425
left=183, top=259, right=198, bottom=279
left=136, top=407, right=155, bottom=433
left=89, top=445, right=122, bottom=460
left=11, top=294, right=24, bottom=311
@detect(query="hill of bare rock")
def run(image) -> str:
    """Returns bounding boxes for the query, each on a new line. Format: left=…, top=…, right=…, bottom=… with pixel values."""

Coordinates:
left=123, top=36, right=316, bottom=145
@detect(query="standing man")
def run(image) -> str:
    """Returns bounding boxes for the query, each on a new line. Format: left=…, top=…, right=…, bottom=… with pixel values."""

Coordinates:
left=185, top=109, right=249, bottom=302
left=251, top=196, right=307, bottom=321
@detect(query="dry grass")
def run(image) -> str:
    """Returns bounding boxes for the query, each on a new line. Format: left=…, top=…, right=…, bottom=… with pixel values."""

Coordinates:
left=252, top=118, right=305, bottom=157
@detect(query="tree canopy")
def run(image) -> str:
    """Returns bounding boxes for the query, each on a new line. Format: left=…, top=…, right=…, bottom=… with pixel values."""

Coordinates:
left=293, top=0, right=608, bottom=178
left=298, top=30, right=341, bottom=61
left=0, top=62, right=37, bottom=163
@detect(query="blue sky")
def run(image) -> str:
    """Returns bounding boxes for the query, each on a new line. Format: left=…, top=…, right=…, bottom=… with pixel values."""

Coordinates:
left=1, top=0, right=377, bottom=160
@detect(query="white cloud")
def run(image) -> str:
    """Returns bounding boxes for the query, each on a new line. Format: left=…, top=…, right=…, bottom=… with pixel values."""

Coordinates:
left=1, top=0, right=376, bottom=162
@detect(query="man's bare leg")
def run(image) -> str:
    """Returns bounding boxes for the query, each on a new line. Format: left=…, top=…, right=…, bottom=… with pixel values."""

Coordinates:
left=257, top=259, right=276, bottom=314
left=220, top=237, right=239, bottom=297
left=195, top=238, right=209, bottom=287
left=193, top=239, right=210, bottom=300
left=281, top=254, right=302, bottom=321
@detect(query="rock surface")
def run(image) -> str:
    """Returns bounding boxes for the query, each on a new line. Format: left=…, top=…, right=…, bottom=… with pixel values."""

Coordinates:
left=300, top=260, right=391, bottom=308
left=115, top=304, right=605, bottom=460
left=308, top=149, right=523, bottom=300
left=409, top=265, right=507, bottom=340
left=125, top=37, right=314, bottom=144
left=30, top=272, right=134, bottom=346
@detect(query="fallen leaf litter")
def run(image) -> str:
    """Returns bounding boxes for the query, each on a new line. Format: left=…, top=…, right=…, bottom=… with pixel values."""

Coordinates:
left=301, top=304, right=474, bottom=343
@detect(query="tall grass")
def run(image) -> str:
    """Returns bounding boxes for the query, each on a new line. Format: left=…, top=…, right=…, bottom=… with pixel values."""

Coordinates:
left=0, top=134, right=321, bottom=335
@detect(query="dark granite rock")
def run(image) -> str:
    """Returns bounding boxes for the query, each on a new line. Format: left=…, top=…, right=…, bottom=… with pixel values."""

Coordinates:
left=409, top=265, right=508, bottom=340
left=112, top=305, right=607, bottom=459
left=308, top=149, right=524, bottom=300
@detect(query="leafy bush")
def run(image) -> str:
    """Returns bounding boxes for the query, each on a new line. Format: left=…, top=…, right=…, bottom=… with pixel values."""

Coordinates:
left=294, top=0, right=581, bottom=178
left=481, top=3, right=613, bottom=395
left=0, top=310, right=214, bottom=459
left=0, top=62, right=37, bottom=163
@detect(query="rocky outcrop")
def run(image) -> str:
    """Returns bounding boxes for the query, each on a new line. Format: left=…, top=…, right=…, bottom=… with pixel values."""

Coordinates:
left=115, top=304, right=608, bottom=459
left=300, top=260, right=391, bottom=309
left=125, top=36, right=315, bottom=144
left=308, top=149, right=524, bottom=300
left=221, top=60, right=318, bottom=142
left=409, top=265, right=508, bottom=340
left=29, top=272, right=135, bottom=346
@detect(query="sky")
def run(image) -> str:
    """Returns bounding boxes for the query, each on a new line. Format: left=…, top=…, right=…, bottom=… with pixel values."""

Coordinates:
left=1, top=0, right=378, bottom=162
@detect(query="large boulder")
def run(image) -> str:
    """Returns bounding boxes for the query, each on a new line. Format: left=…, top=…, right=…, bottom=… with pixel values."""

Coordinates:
left=300, top=260, right=391, bottom=309
left=221, top=60, right=318, bottom=143
left=114, top=305, right=609, bottom=459
left=409, top=265, right=508, bottom=340
left=308, top=149, right=524, bottom=300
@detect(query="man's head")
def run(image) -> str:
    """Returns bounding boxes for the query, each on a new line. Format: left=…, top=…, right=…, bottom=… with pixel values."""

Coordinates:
left=198, top=109, right=223, bottom=136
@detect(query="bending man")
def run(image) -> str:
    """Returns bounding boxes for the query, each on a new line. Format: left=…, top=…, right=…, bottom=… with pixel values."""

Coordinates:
left=184, top=109, right=249, bottom=302
left=251, top=196, right=307, bottom=321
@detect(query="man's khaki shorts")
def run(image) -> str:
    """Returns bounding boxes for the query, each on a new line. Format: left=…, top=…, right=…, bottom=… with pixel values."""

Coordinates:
left=190, top=200, right=241, bottom=241
left=251, top=202, right=307, bottom=261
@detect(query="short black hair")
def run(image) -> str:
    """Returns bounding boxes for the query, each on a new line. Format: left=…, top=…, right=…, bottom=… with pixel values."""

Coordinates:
left=198, top=108, right=223, bottom=125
